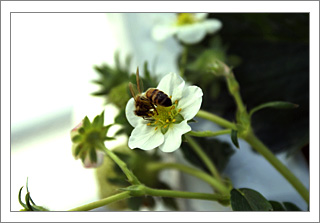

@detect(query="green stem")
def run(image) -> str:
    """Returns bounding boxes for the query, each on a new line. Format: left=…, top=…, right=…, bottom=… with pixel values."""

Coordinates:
left=144, top=186, right=229, bottom=202
left=68, top=191, right=131, bottom=211
left=187, top=129, right=231, bottom=137
left=245, top=132, right=309, bottom=203
left=147, top=162, right=229, bottom=195
left=185, top=135, right=222, bottom=182
left=98, top=143, right=140, bottom=185
left=196, top=110, right=236, bottom=129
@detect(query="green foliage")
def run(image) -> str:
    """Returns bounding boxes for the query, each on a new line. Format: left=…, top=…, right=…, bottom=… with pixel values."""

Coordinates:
left=181, top=137, right=235, bottom=173
left=230, top=188, right=273, bottom=211
left=230, top=129, right=239, bottom=149
left=71, top=111, right=114, bottom=165
left=18, top=179, right=49, bottom=211
left=249, top=101, right=299, bottom=117
left=183, top=13, right=309, bottom=153
left=269, top=200, right=302, bottom=211
left=96, top=146, right=171, bottom=211
left=92, top=51, right=132, bottom=102
left=231, top=188, right=303, bottom=211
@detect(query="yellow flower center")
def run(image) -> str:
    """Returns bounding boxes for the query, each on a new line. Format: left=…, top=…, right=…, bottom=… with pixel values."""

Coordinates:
left=176, top=13, right=197, bottom=26
left=146, top=100, right=184, bottom=134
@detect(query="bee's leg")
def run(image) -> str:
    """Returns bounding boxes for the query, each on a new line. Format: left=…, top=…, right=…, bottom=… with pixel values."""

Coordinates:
left=151, top=103, right=158, bottom=115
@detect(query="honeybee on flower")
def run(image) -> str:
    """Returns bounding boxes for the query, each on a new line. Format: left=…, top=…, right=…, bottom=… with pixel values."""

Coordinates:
left=125, top=72, right=203, bottom=152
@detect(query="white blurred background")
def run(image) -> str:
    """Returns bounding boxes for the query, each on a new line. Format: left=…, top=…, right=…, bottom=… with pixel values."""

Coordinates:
left=10, top=13, right=309, bottom=212
left=11, top=13, right=181, bottom=211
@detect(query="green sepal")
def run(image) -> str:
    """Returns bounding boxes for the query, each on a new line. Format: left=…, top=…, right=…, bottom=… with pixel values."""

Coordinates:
left=187, top=119, right=197, bottom=123
left=74, top=144, right=83, bottom=157
left=92, top=115, right=101, bottom=128
left=78, top=127, right=85, bottom=134
left=83, top=116, right=91, bottom=128
left=173, top=113, right=184, bottom=124
left=230, top=188, right=273, bottom=211
left=71, top=135, right=82, bottom=143
left=102, top=124, right=113, bottom=136
left=80, top=151, right=87, bottom=163
left=105, top=136, right=116, bottom=141
left=89, top=148, right=97, bottom=164
left=249, top=101, right=299, bottom=117
left=231, top=129, right=240, bottom=149
left=161, top=126, right=169, bottom=135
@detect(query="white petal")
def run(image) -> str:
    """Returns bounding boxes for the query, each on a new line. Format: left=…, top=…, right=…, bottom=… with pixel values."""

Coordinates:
left=125, top=98, right=140, bottom=127
left=151, top=25, right=177, bottom=41
left=128, top=123, right=164, bottom=150
left=176, top=24, right=207, bottom=44
left=194, top=13, right=208, bottom=21
left=203, top=19, right=222, bottom=34
left=159, top=121, right=191, bottom=153
left=178, top=86, right=203, bottom=120
left=157, top=72, right=185, bottom=101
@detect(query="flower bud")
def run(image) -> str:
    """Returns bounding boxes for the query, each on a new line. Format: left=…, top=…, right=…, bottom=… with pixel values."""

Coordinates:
left=70, top=111, right=114, bottom=168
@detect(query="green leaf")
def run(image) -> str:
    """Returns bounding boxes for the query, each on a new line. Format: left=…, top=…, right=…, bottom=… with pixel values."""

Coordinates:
left=18, top=187, right=28, bottom=210
left=26, top=178, right=36, bottom=206
left=231, top=129, right=240, bottom=149
left=231, top=188, right=273, bottom=211
left=269, top=200, right=285, bottom=211
left=25, top=193, right=34, bottom=211
left=157, top=181, right=179, bottom=210
left=283, top=202, right=302, bottom=211
left=162, top=197, right=179, bottom=211
left=249, top=101, right=299, bottom=117
left=127, top=197, right=143, bottom=211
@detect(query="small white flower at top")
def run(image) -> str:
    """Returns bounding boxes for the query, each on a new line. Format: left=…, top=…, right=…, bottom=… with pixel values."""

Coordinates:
left=152, top=13, right=222, bottom=44
left=125, top=72, right=203, bottom=152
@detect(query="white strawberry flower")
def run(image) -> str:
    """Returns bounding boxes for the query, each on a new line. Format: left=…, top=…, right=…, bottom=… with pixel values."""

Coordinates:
left=125, top=73, right=203, bottom=152
left=152, top=13, right=222, bottom=44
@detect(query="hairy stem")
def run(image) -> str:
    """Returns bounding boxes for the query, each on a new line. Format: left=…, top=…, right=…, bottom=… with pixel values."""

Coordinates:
left=196, top=110, right=236, bottom=129
left=147, top=162, right=229, bottom=195
left=187, top=129, right=231, bottom=137
left=68, top=191, right=131, bottom=211
left=244, top=131, right=309, bottom=203
left=144, top=186, right=229, bottom=202
left=185, top=135, right=222, bottom=182
left=98, top=143, right=141, bottom=185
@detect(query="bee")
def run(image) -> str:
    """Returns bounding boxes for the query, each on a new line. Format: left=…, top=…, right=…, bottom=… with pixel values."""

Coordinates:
left=129, top=68, right=172, bottom=119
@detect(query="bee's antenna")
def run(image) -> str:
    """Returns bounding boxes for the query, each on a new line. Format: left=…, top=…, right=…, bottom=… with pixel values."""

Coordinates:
left=136, top=67, right=142, bottom=94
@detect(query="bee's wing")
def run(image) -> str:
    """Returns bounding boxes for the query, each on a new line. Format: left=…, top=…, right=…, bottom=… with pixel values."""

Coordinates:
left=129, top=82, right=139, bottom=101
left=136, top=67, right=144, bottom=94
